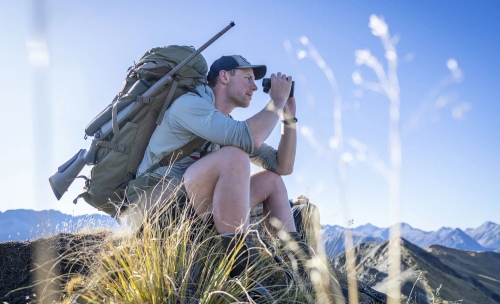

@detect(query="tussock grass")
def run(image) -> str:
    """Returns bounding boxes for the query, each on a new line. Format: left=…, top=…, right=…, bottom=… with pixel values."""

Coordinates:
left=53, top=195, right=343, bottom=304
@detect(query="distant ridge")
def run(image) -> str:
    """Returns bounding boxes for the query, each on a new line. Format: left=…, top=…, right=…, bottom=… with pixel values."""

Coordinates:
left=2, top=209, right=499, bottom=255
left=323, top=221, right=500, bottom=257
left=465, top=221, right=500, bottom=250
left=0, top=209, right=119, bottom=242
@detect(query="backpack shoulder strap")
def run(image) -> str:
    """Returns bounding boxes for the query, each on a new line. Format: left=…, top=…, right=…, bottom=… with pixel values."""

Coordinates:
left=155, top=77, right=203, bottom=126
left=156, top=76, right=180, bottom=126
left=141, top=136, right=206, bottom=176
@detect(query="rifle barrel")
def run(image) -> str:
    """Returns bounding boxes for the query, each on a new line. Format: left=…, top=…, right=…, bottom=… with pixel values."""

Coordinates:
left=146, top=22, right=235, bottom=97
left=97, top=21, right=236, bottom=140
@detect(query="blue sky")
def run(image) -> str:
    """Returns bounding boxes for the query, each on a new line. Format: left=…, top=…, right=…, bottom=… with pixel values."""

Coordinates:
left=1, top=1, right=498, bottom=231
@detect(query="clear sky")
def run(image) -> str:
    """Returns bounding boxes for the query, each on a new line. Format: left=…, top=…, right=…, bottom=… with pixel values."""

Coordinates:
left=1, top=0, right=498, bottom=232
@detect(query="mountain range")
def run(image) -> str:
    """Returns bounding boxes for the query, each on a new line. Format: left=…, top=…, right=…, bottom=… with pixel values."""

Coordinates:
left=2, top=209, right=499, bottom=258
left=322, top=221, right=500, bottom=258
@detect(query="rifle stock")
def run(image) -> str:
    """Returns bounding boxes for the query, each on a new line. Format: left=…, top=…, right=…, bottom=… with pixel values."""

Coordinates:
left=49, top=21, right=235, bottom=200
left=49, top=149, right=87, bottom=200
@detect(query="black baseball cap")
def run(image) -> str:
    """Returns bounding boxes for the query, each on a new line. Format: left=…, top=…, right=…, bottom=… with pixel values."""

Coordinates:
left=207, top=55, right=267, bottom=82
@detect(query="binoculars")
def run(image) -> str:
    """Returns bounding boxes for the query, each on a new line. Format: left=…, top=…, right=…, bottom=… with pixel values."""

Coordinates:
left=262, top=78, right=294, bottom=97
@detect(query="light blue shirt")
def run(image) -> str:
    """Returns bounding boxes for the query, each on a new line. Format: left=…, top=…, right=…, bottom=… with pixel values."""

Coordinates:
left=137, top=85, right=279, bottom=181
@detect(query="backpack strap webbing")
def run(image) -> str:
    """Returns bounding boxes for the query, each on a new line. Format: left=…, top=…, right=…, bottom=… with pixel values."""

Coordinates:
left=96, top=141, right=131, bottom=153
left=156, top=75, right=180, bottom=126
left=141, top=136, right=206, bottom=176
left=156, top=76, right=204, bottom=126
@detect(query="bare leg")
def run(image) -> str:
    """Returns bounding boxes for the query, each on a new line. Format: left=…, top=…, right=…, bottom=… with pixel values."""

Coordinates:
left=183, top=146, right=251, bottom=234
left=250, top=170, right=296, bottom=233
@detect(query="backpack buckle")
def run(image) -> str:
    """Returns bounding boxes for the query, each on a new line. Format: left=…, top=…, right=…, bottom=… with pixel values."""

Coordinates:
left=116, top=144, right=127, bottom=153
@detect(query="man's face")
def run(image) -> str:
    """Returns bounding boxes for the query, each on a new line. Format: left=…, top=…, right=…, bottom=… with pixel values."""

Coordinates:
left=226, top=68, right=258, bottom=108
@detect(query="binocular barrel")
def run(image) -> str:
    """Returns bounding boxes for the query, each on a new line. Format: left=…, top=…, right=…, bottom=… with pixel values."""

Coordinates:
left=262, top=78, right=295, bottom=97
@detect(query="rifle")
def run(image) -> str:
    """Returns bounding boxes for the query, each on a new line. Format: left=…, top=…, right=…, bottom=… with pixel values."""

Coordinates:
left=49, top=22, right=235, bottom=201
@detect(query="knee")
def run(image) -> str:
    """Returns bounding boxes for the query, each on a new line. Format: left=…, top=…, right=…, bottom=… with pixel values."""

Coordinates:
left=220, top=146, right=250, bottom=175
left=261, top=170, right=288, bottom=199
left=266, top=170, right=286, bottom=189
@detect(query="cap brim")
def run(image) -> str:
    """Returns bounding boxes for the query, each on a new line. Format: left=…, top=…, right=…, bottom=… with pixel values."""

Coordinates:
left=237, top=65, right=267, bottom=80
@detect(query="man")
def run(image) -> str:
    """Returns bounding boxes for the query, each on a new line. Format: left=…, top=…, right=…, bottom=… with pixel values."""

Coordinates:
left=134, top=54, right=301, bottom=276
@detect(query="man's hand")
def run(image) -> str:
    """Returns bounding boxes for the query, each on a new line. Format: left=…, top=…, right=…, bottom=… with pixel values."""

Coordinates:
left=269, top=73, right=293, bottom=109
left=246, top=72, right=293, bottom=150
left=291, top=195, right=309, bottom=206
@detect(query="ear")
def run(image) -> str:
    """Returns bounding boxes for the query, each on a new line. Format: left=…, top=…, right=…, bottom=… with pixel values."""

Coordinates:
left=219, top=70, right=230, bottom=84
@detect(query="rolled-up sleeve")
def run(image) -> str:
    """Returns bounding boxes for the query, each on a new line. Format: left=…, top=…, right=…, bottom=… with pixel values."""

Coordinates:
left=249, top=143, right=278, bottom=172
left=168, top=92, right=255, bottom=154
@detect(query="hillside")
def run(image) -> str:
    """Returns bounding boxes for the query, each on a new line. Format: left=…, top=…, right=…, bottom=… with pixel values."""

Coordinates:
left=0, top=230, right=388, bottom=303
left=333, top=238, right=500, bottom=304
left=427, top=244, right=500, bottom=301
left=2, top=210, right=499, bottom=303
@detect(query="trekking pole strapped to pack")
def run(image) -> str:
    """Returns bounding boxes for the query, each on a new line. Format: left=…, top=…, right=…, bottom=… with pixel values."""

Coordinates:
left=49, top=22, right=235, bottom=219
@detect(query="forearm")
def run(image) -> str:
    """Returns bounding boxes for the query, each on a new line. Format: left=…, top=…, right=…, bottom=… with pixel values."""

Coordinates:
left=275, top=121, right=297, bottom=175
left=247, top=73, right=292, bottom=149
left=246, top=100, right=282, bottom=149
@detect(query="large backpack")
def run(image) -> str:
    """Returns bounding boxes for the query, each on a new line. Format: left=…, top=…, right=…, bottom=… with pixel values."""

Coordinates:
left=74, top=45, right=208, bottom=219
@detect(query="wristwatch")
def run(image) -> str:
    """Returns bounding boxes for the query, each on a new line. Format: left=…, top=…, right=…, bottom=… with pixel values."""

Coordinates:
left=282, top=117, right=298, bottom=125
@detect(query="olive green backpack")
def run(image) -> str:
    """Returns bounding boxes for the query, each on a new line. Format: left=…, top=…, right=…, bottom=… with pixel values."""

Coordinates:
left=74, top=45, right=208, bottom=219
